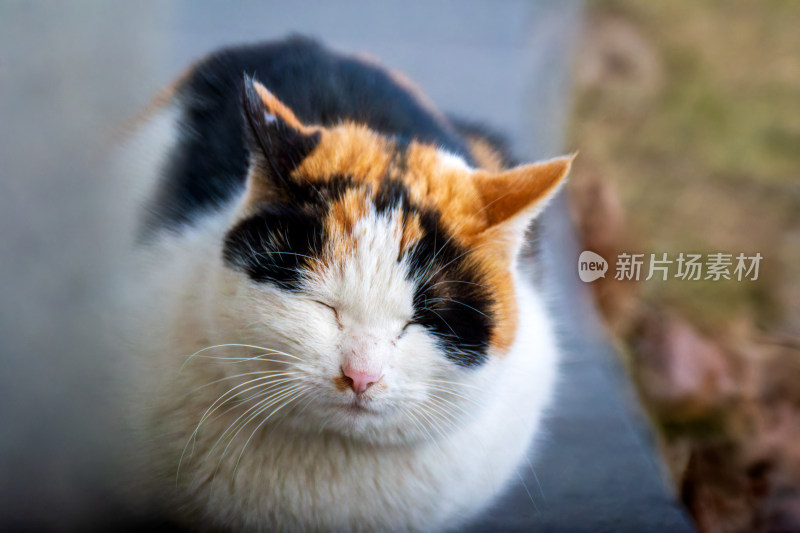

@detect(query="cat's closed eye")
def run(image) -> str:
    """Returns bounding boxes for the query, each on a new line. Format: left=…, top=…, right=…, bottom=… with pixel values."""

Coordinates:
left=314, top=298, right=414, bottom=338
left=312, top=299, right=341, bottom=324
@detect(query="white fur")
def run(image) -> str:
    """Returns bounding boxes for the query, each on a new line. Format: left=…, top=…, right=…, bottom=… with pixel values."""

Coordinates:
left=123, top=107, right=560, bottom=532
left=112, top=106, right=181, bottom=241
left=436, top=148, right=473, bottom=171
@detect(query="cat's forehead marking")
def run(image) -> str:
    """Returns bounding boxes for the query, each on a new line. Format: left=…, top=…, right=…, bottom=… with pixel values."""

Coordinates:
left=321, top=189, right=425, bottom=267
left=292, top=124, right=489, bottom=243
left=314, top=209, right=417, bottom=327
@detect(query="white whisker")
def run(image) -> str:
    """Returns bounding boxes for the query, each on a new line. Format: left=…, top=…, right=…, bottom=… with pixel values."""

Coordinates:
left=182, top=343, right=304, bottom=369
left=232, top=388, right=310, bottom=478
left=424, top=378, right=481, bottom=391
left=208, top=386, right=308, bottom=489
left=185, top=370, right=302, bottom=397
left=423, top=384, right=481, bottom=406
left=206, top=381, right=306, bottom=459
left=177, top=374, right=304, bottom=478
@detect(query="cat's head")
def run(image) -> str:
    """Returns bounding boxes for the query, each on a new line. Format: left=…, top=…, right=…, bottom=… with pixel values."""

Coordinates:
left=202, top=77, right=572, bottom=445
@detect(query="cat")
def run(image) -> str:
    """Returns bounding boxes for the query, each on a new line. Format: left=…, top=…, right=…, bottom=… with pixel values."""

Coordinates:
left=121, top=36, right=573, bottom=532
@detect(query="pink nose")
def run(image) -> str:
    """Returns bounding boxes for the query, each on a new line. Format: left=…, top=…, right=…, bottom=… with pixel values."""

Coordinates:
left=341, top=365, right=383, bottom=395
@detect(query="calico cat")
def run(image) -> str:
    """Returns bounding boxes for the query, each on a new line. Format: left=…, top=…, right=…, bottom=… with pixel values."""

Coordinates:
left=123, top=37, right=572, bottom=531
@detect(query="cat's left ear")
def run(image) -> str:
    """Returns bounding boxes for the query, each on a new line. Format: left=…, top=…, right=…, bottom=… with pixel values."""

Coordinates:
left=241, top=75, right=321, bottom=202
left=473, top=154, right=575, bottom=251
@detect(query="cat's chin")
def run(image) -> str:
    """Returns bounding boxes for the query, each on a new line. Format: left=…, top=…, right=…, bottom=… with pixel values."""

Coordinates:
left=280, top=400, right=443, bottom=447
left=339, top=399, right=382, bottom=416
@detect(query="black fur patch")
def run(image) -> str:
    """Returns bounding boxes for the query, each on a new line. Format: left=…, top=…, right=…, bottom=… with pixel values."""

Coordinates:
left=372, top=176, right=493, bottom=367
left=404, top=208, right=494, bottom=368
left=222, top=175, right=357, bottom=291
left=222, top=205, right=324, bottom=291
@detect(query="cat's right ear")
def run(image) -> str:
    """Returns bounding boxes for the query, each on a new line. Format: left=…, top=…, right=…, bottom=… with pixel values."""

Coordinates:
left=241, top=75, right=321, bottom=203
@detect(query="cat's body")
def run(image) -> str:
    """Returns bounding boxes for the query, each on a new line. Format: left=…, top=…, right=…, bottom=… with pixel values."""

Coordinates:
left=123, top=37, right=570, bottom=531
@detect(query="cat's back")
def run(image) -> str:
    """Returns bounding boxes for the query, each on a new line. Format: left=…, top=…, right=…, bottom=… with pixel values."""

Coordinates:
left=138, top=37, right=475, bottom=234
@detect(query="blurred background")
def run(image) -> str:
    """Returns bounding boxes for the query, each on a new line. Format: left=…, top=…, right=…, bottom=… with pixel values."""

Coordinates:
left=569, top=2, right=800, bottom=532
left=1, top=1, right=797, bottom=531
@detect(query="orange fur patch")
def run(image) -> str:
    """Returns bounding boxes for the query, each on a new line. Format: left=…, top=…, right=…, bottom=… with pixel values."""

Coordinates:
left=395, top=212, right=424, bottom=259
left=252, top=83, right=311, bottom=133
left=294, top=124, right=394, bottom=185
left=332, top=374, right=350, bottom=392
left=323, top=188, right=370, bottom=265
left=471, top=249, right=519, bottom=353
left=294, top=128, right=491, bottom=243
left=473, top=156, right=574, bottom=228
